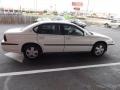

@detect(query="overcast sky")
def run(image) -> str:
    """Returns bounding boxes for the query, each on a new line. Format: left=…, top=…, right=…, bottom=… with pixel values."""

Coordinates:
left=0, top=0, right=120, bottom=15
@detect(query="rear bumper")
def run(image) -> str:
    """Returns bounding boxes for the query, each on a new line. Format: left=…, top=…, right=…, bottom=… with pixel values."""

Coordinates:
left=1, top=42, right=18, bottom=45
left=107, top=43, right=115, bottom=45
left=1, top=40, right=20, bottom=53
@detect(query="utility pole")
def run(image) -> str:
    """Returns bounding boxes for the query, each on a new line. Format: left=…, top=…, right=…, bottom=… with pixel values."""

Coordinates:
left=86, top=0, right=89, bottom=15
left=35, top=0, right=37, bottom=13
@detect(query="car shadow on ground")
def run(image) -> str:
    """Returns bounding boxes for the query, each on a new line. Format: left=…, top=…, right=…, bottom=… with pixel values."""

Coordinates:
left=22, top=52, right=113, bottom=68
left=1, top=52, right=115, bottom=73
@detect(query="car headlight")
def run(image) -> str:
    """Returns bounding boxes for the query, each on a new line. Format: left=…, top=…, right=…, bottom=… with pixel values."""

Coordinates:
left=107, top=38, right=115, bottom=45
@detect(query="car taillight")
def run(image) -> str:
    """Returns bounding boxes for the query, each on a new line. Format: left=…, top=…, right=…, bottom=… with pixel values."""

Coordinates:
left=4, top=34, right=7, bottom=41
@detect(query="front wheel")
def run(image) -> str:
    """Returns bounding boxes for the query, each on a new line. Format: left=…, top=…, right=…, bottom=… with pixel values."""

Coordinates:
left=23, top=44, right=42, bottom=60
left=91, top=43, right=107, bottom=57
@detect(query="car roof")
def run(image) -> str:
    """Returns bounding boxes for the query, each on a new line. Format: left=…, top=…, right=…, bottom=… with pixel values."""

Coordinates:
left=36, top=20, right=73, bottom=25
left=23, top=21, right=78, bottom=31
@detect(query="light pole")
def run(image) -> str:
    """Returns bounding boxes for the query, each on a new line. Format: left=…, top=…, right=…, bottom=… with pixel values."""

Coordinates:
left=34, top=0, right=37, bottom=12
left=87, top=0, right=89, bottom=13
left=35, top=0, right=37, bottom=12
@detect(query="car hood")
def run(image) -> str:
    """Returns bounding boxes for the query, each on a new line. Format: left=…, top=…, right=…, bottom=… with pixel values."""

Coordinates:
left=5, top=28, right=23, bottom=34
left=90, top=32, right=111, bottom=39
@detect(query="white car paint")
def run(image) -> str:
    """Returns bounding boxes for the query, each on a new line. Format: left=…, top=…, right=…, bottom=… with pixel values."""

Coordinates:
left=104, top=20, right=120, bottom=28
left=1, top=21, right=114, bottom=58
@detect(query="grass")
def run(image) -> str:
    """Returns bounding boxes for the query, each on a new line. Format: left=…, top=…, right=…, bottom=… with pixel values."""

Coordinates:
left=64, top=15, right=74, bottom=20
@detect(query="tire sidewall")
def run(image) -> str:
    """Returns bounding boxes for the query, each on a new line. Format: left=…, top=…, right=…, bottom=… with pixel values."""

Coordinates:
left=92, top=43, right=106, bottom=57
left=23, top=44, right=42, bottom=60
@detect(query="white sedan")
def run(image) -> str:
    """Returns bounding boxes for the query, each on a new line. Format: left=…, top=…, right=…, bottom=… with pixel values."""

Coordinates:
left=1, top=21, right=114, bottom=60
left=104, top=20, right=120, bottom=28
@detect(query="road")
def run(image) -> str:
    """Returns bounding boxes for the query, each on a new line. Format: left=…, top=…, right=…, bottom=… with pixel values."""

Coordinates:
left=0, top=24, right=120, bottom=90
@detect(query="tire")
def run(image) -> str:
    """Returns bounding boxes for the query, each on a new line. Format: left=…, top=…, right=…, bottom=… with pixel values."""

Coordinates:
left=23, top=44, right=42, bottom=60
left=81, top=26, right=85, bottom=28
left=118, top=25, right=120, bottom=28
left=91, top=43, right=107, bottom=57
left=104, top=23, right=111, bottom=28
left=104, top=23, right=108, bottom=28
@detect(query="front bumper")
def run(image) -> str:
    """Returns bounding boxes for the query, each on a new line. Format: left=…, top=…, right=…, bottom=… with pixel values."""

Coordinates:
left=107, top=39, right=115, bottom=46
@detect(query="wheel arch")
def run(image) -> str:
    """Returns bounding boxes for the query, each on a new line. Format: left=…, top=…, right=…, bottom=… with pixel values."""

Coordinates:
left=21, top=42, right=43, bottom=53
left=92, top=41, right=107, bottom=51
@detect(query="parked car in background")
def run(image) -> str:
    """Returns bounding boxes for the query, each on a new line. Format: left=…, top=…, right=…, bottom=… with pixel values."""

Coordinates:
left=70, top=19, right=87, bottom=28
left=34, top=16, right=65, bottom=23
left=1, top=21, right=114, bottom=60
left=104, top=19, right=120, bottom=28
left=51, top=16, right=66, bottom=21
left=33, top=17, right=51, bottom=23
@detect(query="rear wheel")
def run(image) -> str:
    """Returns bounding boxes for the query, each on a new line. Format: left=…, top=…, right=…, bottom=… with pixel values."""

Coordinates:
left=92, top=43, right=107, bottom=57
left=118, top=25, right=120, bottom=28
left=23, top=44, right=42, bottom=60
left=104, top=23, right=111, bottom=28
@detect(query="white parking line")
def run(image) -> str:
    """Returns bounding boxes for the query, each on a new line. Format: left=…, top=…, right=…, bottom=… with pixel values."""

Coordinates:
left=0, top=62, right=120, bottom=77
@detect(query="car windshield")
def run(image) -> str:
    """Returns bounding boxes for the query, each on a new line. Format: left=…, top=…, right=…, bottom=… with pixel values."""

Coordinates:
left=0, top=0, right=118, bottom=90
left=82, top=28, right=92, bottom=35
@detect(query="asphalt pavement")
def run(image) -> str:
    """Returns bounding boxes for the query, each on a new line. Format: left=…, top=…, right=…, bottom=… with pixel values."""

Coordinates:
left=0, top=24, right=120, bottom=90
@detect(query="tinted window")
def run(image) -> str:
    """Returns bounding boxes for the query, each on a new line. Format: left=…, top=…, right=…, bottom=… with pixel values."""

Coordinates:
left=111, top=20, right=117, bottom=23
left=111, top=20, right=120, bottom=23
left=37, top=24, right=61, bottom=35
left=62, top=24, right=84, bottom=36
